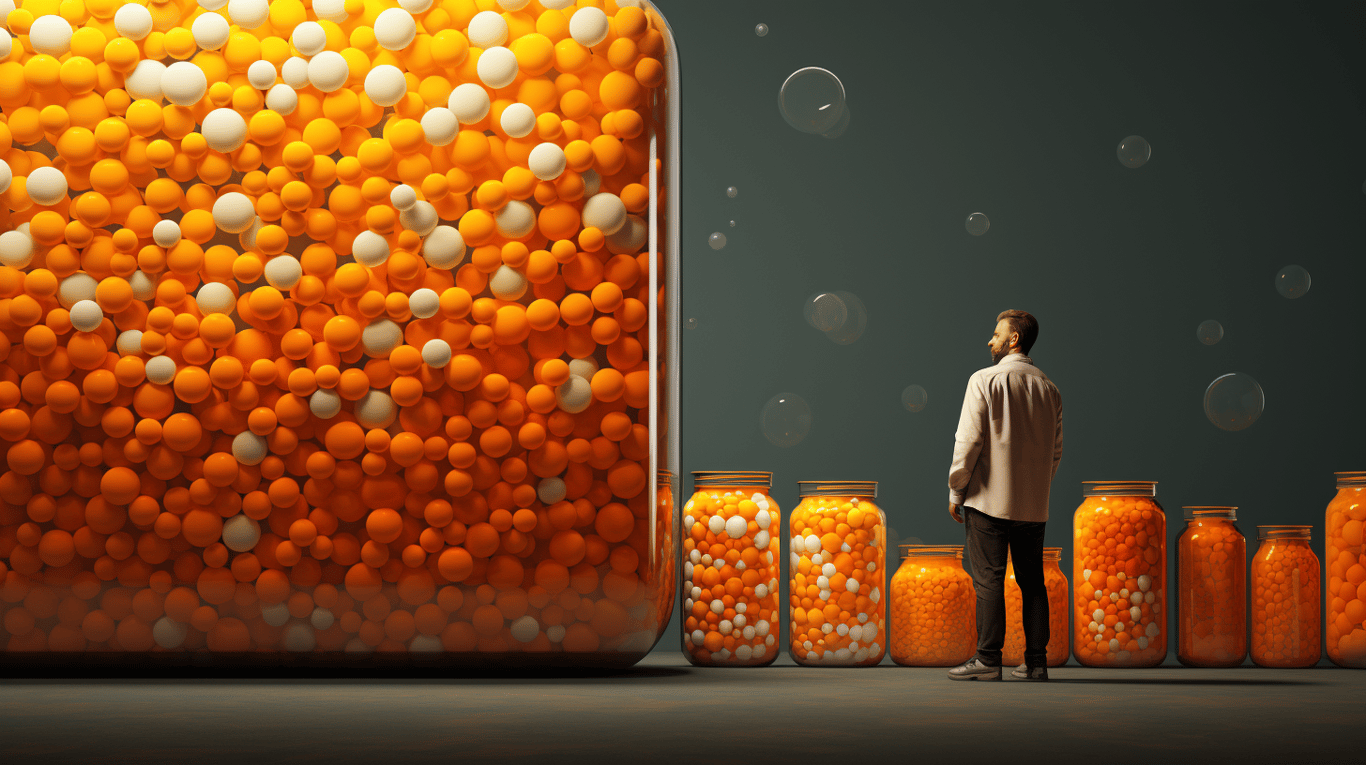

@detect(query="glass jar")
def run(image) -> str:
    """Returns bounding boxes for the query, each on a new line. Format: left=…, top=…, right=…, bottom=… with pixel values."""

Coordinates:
left=1326, top=471, right=1366, bottom=668
left=1073, top=481, right=1167, bottom=667
left=0, top=1, right=680, bottom=669
left=1251, top=526, right=1320, bottom=668
left=680, top=472, right=779, bottom=666
left=1176, top=507, right=1247, bottom=667
left=1003, top=547, right=1070, bottom=667
left=890, top=545, right=975, bottom=667
left=789, top=481, right=886, bottom=666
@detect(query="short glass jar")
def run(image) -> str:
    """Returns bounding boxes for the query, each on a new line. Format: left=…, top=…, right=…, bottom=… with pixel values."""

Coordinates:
left=1251, top=525, right=1320, bottom=668
left=788, top=481, right=886, bottom=666
left=890, top=545, right=975, bottom=667
left=679, top=472, right=779, bottom=666
left=1176, top=507, right=1247, bottom=667
left=1003, top=547, right=1070, bottom=667
left=1325, top=472, right=1366, bottom=667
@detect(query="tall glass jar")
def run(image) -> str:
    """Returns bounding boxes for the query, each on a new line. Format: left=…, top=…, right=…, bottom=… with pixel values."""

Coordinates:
left=1326, top=471, right=1366, bottom=667
left=890, top=545, right=975, bottom=667
left=1177, top=507, right=1247, bottom=667
left=1073, top=481, right=1167, bottom=667
left=1251, top=526, right=1320, bottom=668
left=680, top=472, right=779, bottom=666
left=1004, top=547, right=1070, bottom=667
left=789, top=481, right=885, bottom=666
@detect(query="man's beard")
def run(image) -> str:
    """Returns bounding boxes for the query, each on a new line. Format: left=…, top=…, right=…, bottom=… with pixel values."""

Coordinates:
left=991, top=344, right=1010, bottom=364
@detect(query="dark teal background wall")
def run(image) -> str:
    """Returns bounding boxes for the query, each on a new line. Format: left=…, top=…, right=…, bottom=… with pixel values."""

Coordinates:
left=654, top=0, right=1366, bottom=655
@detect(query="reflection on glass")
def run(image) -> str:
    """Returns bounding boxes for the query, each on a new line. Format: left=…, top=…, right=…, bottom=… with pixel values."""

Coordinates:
left=1196, top=320, right=1224, bottom=346
left=726, top=186, right=738, bottom=198
left=708, top=232, right=726, bottom=250
left=685, top=317, right=698, bottom=329
left=1204, top=373, right=1265, bottom=432
left=901, top=384, right=928, bottom=412
left=1117, top=135, right=1151, bottom=168
left=1274, top=265, right=1311, bottom=299
left=755, top=23, right=768, bottom=37
left=760, top=392, right=811, bottom=447
left=803, top=292, right=848, bottom=332
left=779, top=67, right=847, bottom=138
left=823, top=291, right=866, bottom=345
left=965, top=212, right=990, bottom=236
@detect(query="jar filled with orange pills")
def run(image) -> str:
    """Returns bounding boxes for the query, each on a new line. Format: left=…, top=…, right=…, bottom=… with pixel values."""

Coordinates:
left=680, top=471, right=780, bottom=666
left=788, top=481, right=886, bottom=666
left=1073, top=481, right=1167, bottom=667
left=1003, top=547, right=1070, bottom=667
left=1176, top=507, right=1247, bottom=667
left=889, top=545, right=975, bottom=667
left=1250, top=525, right=1320, bottom=668
left=1325, top=471, right=1366, bottom=667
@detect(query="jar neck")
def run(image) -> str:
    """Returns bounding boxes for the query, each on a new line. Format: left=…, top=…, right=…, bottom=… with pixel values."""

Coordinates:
left=1257, top=525, right=1312, bottom=542
left=693, top=471, right=771, bottom=490
left=1184, top=506, right=1237, bottom=522
left=797, top=480, right=878, bottom=499
left=1082, top=480, right=1156, bottom=498
left=1335, top=471, right=1366, bottom=489
left=901, top=545, right=963, bottom=561
left=694, top=485, right=770, bottom=494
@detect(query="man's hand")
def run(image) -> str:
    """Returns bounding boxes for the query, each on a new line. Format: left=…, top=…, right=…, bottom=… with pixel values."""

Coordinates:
left=949, top=503, right=963, bottom=524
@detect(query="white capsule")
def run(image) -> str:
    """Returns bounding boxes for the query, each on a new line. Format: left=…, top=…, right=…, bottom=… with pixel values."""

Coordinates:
left=754, top=583, right=768, bottom=599
left=265, top=84, right=298, bottom=115
left=307, top=50, right=350, bottom=93
left=231, top=431, right=268, bottom=465
left=162, top=61, right=208, bottom=106
left=129, top=270, right=156, bottom=301
left=310, top=388, right=342, bottom=419
left=707, top=515, right=726, bottom=535
left=569, top=6, right=609, bottom=47
left=114, top=3, right=154, bottom=40
left=709, top=599, right=724, bottom=615
left=500, top=103, right=536, bottom=138
left=291, top=21, right=327, bottom=56
left=69, top=300, right=103, bottom=332
left=477, top=46, right=519, bottom=89
left=28, top=14, right=72, bottom=56
left=351, top=231, right=390, bottom=268
left=1146, top=622, right=1160, bottom=638
left=1138, top=574, right=1152, bottom=592
left=365, top=64, right=408, bottom=107
left=1144, top=590, right=1155, bottom=604
left=361, top=319, right=403, bottom=357
left=310, top=607, right=336, bottom=632
left=1109, top=638, right=1120, bottom=652
left=735, top=603, right=746, bottom=615
left=1115, top=622, right=1125, bottom=635
left=810, top=553, right=823, bottom=566
left=151, top=219, right=182, bottom=249
left=246, top=60, right=277, bottom=91
left=389, top=184, right=418, bottom=213
left=755, top=509, right=772, bottom=529
left=56, top=272, right=96, bottom=309
left=421, top=339, right=452, bottom=369
left=803, top=534, right=822, bottom=554
left=1109, top=592, right=1120, bottom=602
left=545, top=624, right=566, bottom=643
left=536, top=477, right=564, bottom=504
left=1137, top=636, right=1149, bottom=650
left=843, top=543, right=854, bottom=553
left=421, top=225, right=465, bottom=269
left=116, top=330, right=143, bottom=356
left=815, top=575, right=830, bottom=590
left=555, top=376, right=592, bottom=414
left=375, top=7, right=417, bottom=50
left=581, top=192, right=628, bottom=235
left=528, top=142, right=567, bottom=181
left=281, top=57, right=310, bottom=88
left=0, top=230, right=32, bottom=268
left=494, top=199, right=536, bottom=239
left=191, top=12, right=230, bottom=50
left=741, top=626, right=756, bottom=642
left=724, top=515, right=747, bottom=539
left=845, top=578, right=860, bottom=593
left=312, top=0, right=349, bottom=23
left=203, top=108, right=248, bottom=153
left=1130, top=605, right=1142, bottom=622
left=1117, top=572, right=1127, bottom=581
left=690, top=629, right=705, bottom=646
left=822, top=562, right=837, bottom=577
left=260, top=603, right=290, bottom=627
left=467, top=10, right=508, bottom=48
left=407, top=288, right=439, bottom=319
left=25, top=166, right=68, bottom=206
left=567, top=358, right=598, bottom=380
left=718, top=620, right=732, bottom=636
left=152, top=617, right=188, bottom=649
left=221, top=514, right=261, bottom=552
left=753, top=530, right=770, bottom=549
left=196, top=282, right=235, bottom=315
left=418, top=106, right=459, bottom=146
left=689, top=549, right=701, bottom=564
left=699, top=554, right=712, bottom=566
left=790, top=552, right=800, bottom=568
left=509, top=615, right=539, bottom=643
left=1093, top=608, right=1105, bottom=622
left=263, top=255, right=302, bottom=290
left=228, top=0, right=270, bottom=29
left=1083, top=568, right=1092, bottom=581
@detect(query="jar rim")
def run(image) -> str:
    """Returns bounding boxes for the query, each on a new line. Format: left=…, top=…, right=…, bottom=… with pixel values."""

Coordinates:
left=1256, top=525, right=1313, bottom=540
left=797, top=480, right=877, bottom=498
left=900, top=544, right=963, bottom=558
left=1082, top=480, right=1156, bottom=496
left=692, top=471, right=771, bottom=488
left=1335, top=471, right=1366, bottom=487
left=1183, top=506, right=1237, bottom=520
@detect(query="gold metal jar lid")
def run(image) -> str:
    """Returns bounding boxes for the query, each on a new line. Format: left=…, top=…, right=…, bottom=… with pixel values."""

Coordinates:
left=1334, top=471, right=1366, bottom=488
left=1257, top=525, right=1312, bottom=541
left=1183, top=506, right=1237, bottom=520
left=1082, top=480, right=1157, bottom=497
left=797, top=480, right=877, bottom=499
left=692, top=471, right=772, bottom=488
left=900, top=544, right=963, bottom=558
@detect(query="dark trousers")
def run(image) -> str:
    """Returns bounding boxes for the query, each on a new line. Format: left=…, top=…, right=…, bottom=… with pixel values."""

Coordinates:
left=963, top=507, right=1049, bottom=667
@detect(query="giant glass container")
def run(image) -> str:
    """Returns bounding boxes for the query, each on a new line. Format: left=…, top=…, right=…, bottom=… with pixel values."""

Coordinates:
left=1003, top=546, right=1069, bottom=667
left=1250, top=525, right=1320, bottom=668
left=889, top=544, right=975, bottom=667
left=0, top=0, right=680, bottom=668
left=1326, top=471, right=1366, bottom=668
left=1176, top=506, right=1247, bottom=667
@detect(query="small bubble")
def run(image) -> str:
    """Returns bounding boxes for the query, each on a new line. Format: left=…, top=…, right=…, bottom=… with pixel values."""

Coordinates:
left=1196, top=320, right=1223, bottom=346
left=1117, top=135, right=1151, bottom=168
left=760, top=392, right=811, bottom=448
left=823, top=291, right=866, bottom=345
left=685, top=317, right=698, bottom=329
left=1274, top=265, right=1311, bottom=299
left=754, top=23, right=768, bottom=37
left=1204, top=373, right=1264, bottom=432
left=779, top=67, right=846, bottom=136
left=803, top=292, right=848, bottom=332
left=965, top=213, right=990, bottom=236
left=708, top=232, right=726, bottom=250
left=728, top=220, right=736, bottom=227
left=726, top=186, right=738, bottom=198
left=901, top=385, right=928, bottom=413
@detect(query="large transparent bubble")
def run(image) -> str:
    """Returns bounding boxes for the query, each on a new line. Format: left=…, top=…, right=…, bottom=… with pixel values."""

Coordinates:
left=901, top=385, right=928, bottom=412
left=755, top=23, right=768, bottom=37
left=779, top=67, right=849, bottom=138
left=708, top=232, right=726, bottom=250
left=1117, top=135, right=1151, bottom=168
left=803, top=292, right=848, bottom=332
left=1196, top=320, right=1223, bottom=346
left=822, top=291, right=866, bottom=345
left=965, top=213, right=990, bottom=236
left=1204, top=373, right=1264, bottom=432
left=760, top=392, right=811, bottom=447
left=1274, top=265, right=1311, bottom=299
left=726, top=186, right=737, bottom=198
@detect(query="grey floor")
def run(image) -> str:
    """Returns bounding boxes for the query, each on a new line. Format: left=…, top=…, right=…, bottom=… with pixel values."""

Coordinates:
left=1, top=651, right=1360, bottom=764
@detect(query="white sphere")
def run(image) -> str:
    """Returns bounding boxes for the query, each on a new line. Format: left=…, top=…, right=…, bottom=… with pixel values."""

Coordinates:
left=399, top=201, right=438, bottom=237
left=291, top=21, right=327, bottom=57
left=497, top=0, right=531, bottom=9
left=476, top=47, right=519, bottom=89
left=398, top=0, right=433, bottom=13
left=246, top=60, right=277, bottom=90
left=0, top=159, right=10, bottom=194
left=569, top=6, right=610, bottom=47
left=124, top=59, right=166, bottom=102
left=161, top=62, right=207, bottom=107
left=307, top=51, right=350, bottom=93
left=539, top=0, right=574, bottom=8
left=364, top=64, right=408, bottom=107
left=390, top=185, right=417, bottom=211
left=280, top=57, right=310, bottom=88
left=447, top=83, right=490, bottom=124
left=25, top=166, right=67, bottom=206
left=128, top=271, right=156, bottom=301
left=421, top=226, right=465, bottom=269
left=202, top=108, right=248, bottom=153
left=528, top=142, right=567, bottom=181
left=198, top=0, right=229, bottom=10
left=421, top=339, right=452, bottom=368
left=310, top=607, right=335, bottom=631
left=361, top=319, right=403, bottom=357
left=222, top=514, right=261, bottom=552
left=489, top=265, right=527, bottom=301
left=152, top=617, right=188, bottom=650
left=115, top=330, right=143, bottom=355
left=196, top=282, right=236, bottom=315
left=312, top=0, right=348, bottom=23
left=144, top=355, right=177, bottom=385
left=351, top=230, right=389, bottom=267
left=467, top=11, right=508, bottom=48
left=556, top=376, right=593, bottom=414
left=28, top=15, right=72, bottom=57
left=263, top=255, right=302, bottom=290
left=408, top=288, right=439, bottom=319
left=567, top=357, right=598, bottom=380
left=227, top=0, right=269, bottom=29
left=231, top=431, right=268, bottom=465
left=57, top=272, right=96, bottom=308
left=420, top=107, right=458, bottom=146
left=581, top=192, right=628, bottom=235
left=191, top=12, right=230, bottom=50
left=605, top=214, right=647, bottom=255
left=494, top=199, right=535, bottom=239
left=265, top=84, right=298, bottom=115
left=374, top=8, right=417, bottom=51
left=152, top=220, right=182, bottom=248
left=212, top=192, right=256, bottom=233
left=582, top=168, right=601, bottom=196
left=69, top=300, right=104, bottom=332
left=309, top=388, right=342, bottom=419
left=355, top=390, right=397, bottom=429
left=0, top=230, right=31, bottom=269
left=509, top=615, right=539, bottom=643
left=500, top=103, right=535, bottom=138
left=537, top=477, right=567, bottom=505
left=114, top=4, right=154, bottom=40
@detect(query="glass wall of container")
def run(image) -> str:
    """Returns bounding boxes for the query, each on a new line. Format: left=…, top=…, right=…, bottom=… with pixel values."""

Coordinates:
left=1176, top=507, right=1247, bottom=667
left=1326, top=472, right=1366, bottom=668
left=1250, top=525, right=1320, bottom=668
left=890, top=544, right=975, bottom=667
left=1003, top=547, right=1070, bottom=667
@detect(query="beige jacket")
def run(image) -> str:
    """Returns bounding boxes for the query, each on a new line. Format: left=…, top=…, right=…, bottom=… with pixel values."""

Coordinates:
left=947, top=353, right=1063, bottom=523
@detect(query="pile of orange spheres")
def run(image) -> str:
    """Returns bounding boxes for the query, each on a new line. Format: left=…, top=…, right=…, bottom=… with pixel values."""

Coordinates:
left=0, top=0, right=676, bottom=660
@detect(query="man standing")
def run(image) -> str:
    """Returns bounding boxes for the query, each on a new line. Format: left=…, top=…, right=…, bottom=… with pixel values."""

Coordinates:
left=945, top=310, right=1063, bottom=682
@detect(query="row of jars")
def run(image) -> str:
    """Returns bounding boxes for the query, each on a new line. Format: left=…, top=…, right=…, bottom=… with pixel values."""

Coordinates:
left=677, top=472, right=1366, bottom=669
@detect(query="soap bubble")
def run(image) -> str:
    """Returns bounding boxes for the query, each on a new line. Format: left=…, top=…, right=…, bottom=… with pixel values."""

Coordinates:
left=965, top=213, right=990, bottom=236
left=1204, top=373, right=1264, bottom=432
left=760, top=392, right=811, bottom=447
left=729, top=220, right=736, bottom=227
left=804, top=292, right=848, bottom=332
left=726, top=186, right=737, bottom=198
left=708, top=232, right=726, bottom=250
left=1274, top=265, right=1311, bottom=299
left=901, top=385, right=928, bottom=412
left=1196, top=320, right=1223, bottom=346
left=685, top=317, right=697, bottom=329
left=779, top=67, right=846, bottom=137
left=823, top=291, right=866, bottom=345
left=755, top=23, right=768, bottom=37
left=1117, top=135, right=1151, bottom=168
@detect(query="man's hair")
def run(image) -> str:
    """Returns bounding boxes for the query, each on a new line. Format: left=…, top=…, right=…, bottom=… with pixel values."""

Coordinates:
left=997, top=310, right=1038, bottom=355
